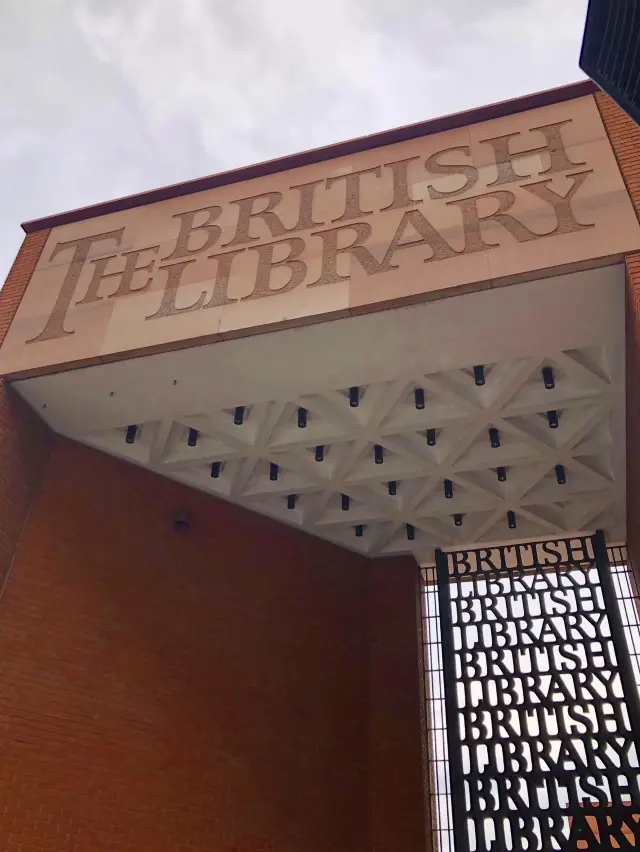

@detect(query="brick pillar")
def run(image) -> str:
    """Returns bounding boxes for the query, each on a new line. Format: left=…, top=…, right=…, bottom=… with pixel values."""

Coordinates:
left=367, top=556, right=427, bottom=852
left=596, top=93, right=640, bottom=579
left=625, top=252, right=640, bottom=583
left=0, top=229, right=53, bottom=589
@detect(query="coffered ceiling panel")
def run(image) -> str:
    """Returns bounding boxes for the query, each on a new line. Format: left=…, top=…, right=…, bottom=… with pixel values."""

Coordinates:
left=11, top=264, right=625, bottom=563
left=78, top=348, right=618, bottom=558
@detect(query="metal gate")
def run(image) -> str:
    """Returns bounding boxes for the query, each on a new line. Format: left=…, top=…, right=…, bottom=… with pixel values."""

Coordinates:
left=434, top=532, right=640, bottom=851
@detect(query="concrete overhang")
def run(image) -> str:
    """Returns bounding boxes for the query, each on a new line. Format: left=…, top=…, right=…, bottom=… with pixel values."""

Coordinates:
left=8, top=264, right=627, bottom=563
left=2, top=82, right=639, bottom=562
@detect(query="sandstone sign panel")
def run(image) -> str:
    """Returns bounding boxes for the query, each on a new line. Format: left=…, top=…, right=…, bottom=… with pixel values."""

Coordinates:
left=1, top=94, right=639, bottom=377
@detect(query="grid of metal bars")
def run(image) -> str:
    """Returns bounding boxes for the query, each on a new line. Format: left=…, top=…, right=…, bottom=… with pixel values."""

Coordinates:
left=421, top=565, right=454, bottom=852
left=609, top=545, right=640, bottom=698
left=420, top=544, right=640, bottom=852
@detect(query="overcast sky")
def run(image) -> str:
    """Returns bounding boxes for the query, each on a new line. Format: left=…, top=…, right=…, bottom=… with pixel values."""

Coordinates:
left=0, top=0, right=589, bottom=279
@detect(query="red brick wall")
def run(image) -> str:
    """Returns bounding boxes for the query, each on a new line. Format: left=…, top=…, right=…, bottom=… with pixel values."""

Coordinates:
left=596, top=93, right=640, bottom=221
left=596, top=93, right=640, bottom=578
left=0, top=230, right=50, bottom=343
left=0, top=438, right=425, bottom=851
left=368, top=558, right=426, bottom=852
left=0, top=230, right=52, bottom=589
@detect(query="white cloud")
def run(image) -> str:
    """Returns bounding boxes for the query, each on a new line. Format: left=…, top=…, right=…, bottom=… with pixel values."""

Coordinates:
left=0, top=0, right=589, bottom=279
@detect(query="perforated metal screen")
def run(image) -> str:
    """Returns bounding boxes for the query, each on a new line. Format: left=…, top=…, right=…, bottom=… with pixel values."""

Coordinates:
left=421, top=538, right=640, bottom=852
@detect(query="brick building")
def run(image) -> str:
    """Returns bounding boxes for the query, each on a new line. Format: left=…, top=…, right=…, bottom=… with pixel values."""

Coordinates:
left=0, top=79, right=639, bottom=850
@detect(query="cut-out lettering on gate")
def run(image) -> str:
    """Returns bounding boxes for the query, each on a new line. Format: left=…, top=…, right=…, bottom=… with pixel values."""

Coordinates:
left=436, top=535, right=640, bottom=851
